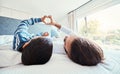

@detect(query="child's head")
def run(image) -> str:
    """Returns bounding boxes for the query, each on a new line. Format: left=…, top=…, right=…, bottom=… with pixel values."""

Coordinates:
left=64, top=36, right=104, bottom=66
left=22, top=37, right=53, bottom=65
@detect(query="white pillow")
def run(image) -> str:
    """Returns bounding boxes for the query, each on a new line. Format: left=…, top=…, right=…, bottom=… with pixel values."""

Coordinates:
left=0, top=35, right=13, bottom=45
left=0, top=50, right=21, bottom=67
left=0, top=35, right=13, bottom=50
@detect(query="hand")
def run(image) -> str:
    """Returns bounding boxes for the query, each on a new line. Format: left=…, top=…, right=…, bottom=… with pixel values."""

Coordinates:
left=47, top=15, right=57, bottom=26
left=41, top=15, right=61, bottom=29
left=42, top=15, right=54, bottom=25
left=42, top=32, right=49, bottom=36
left=41, top=15, right=55, bottom=25
left=47, top=15, right=61, bottom=29
left=41, top=15, right=47, bottom=24
left=47, top=15, right=53, bottom=25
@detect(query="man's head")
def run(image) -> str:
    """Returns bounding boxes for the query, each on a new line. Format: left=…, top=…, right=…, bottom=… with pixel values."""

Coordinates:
left=22, top=37, right=53, bottom=65
left=64, top=35, right=104, bottom=66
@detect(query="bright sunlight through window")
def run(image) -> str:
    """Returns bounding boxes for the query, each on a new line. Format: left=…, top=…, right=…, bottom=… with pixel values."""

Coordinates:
left=77, top=4, right=120, bottom=50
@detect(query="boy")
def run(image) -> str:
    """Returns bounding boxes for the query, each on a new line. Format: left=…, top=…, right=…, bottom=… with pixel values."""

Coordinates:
left=13, top=16, right=53, bottom=65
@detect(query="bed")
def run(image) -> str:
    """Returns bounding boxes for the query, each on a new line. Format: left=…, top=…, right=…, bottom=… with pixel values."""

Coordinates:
left=0, top=16, right=120, bottom=74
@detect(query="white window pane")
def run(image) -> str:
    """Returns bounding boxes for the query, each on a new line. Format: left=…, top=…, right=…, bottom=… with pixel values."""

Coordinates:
left=77, top=4, right=120, bottom=50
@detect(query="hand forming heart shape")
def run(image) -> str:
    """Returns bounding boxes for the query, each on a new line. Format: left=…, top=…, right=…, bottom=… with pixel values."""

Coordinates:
left=44, top=17, right=51, bottom=24
left=41, top=15, right=53, bottom=25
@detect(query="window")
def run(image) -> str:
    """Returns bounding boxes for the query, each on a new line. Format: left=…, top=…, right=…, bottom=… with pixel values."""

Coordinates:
left=77, top=4, right=120, bottom=50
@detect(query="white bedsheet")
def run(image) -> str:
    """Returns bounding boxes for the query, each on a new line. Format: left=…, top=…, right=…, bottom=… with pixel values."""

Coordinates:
left=0, top=50, right=120, bottom=74
left=0, top=35, right=120, bottom=74
left=0, top=50, right=21, bottom=67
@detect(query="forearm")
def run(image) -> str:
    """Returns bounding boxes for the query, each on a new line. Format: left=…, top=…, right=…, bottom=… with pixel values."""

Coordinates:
left=53, top=23, right=61, bottom=29
left=60, top=26, right=74, bottom=35
left=21, top=18, right=41, bottom=26
left=15, top=18, right=41, bottom=34
left=53, top=23, right=74, bottom=35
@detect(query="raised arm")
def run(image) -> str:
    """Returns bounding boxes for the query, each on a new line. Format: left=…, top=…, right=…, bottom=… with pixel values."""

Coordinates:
left=48, top=15, right=61, bottom=29
left=13, top=16, right=47, bottom=50
left=48, top=15, right=74, bottom=35
left=21, top=15, right=47, bottom=25
left=14, top=16, right=47, bottom=33
left=21, top=18, right=41, bottom=25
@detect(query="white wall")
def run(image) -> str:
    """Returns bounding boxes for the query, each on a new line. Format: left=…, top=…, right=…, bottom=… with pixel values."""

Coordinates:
left=0, top=6, right=36, bottom=19
left=75, top=0, right=120, bottom=18
left=1, top=0, right=119, bottom=28
left=0, top=6, right=69, bottom=28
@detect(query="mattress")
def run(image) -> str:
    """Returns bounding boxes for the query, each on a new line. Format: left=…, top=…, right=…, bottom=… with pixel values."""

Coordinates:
left=0, top=35, right=120, bottom=74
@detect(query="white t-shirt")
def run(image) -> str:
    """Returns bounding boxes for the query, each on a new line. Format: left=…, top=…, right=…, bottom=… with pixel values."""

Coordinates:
left=60, top=26, right=75, bottom=35
left=52, top=26, right=75, bottom=54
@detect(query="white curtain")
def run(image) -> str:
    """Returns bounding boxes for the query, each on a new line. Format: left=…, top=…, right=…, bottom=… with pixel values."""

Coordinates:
left=67, top=11, right=78, bottom=33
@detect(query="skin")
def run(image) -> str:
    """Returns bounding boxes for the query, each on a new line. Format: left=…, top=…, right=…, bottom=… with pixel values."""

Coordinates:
left=23, top=15, right=76, bottom=56
left=23, top=32, right=49, bottom=48
left=47, top=15, right=76, bottom=55
left=22, top=15, right=49, bottom=49
left=42, top=15, right=104, bottom=65
left=64, top=35, right=77, bottom=55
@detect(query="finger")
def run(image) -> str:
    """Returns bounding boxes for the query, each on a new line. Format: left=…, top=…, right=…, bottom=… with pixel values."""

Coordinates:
left=48, top=15, right=52, bottom=18
left=42, top=15, right=48, bottom=24
left=44, top=15, right=47, bottom=18
left=43, top=16, right=47, bottom=20
left=43, top=21, right=47, bottom=24
left=43, top=32, right=49, bottom=36
left=49, top=16, right=53, bottom=23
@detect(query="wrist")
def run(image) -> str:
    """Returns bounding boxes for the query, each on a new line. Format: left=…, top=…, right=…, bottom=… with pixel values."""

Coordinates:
left=54, top=23, right=57, bottom=26
left=54, top=23, right=61, bottom=29
left=39, top=18, right=42, bottom=22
